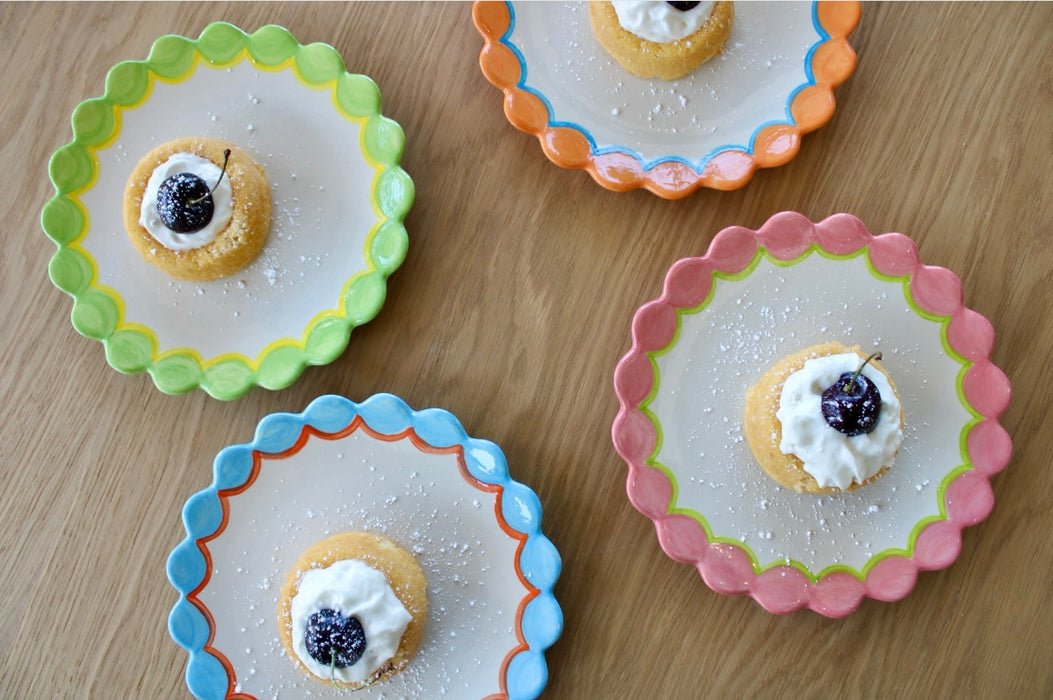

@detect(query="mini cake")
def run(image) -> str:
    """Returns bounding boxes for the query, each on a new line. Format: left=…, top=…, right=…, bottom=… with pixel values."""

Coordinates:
left=743, top=341, right=904, bottom=494
left=278, top=532, right=427, bottom=689
left=589, top=1, right=734, bottom=81
left=123, top=136, right=270, bottom=281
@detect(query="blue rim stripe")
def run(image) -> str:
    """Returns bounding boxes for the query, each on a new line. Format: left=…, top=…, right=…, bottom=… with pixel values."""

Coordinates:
left=503, top=0, right=830, bottom=173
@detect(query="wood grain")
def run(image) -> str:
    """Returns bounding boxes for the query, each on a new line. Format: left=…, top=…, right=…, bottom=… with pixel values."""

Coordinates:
left=2, top=2, right=1051, bottom=698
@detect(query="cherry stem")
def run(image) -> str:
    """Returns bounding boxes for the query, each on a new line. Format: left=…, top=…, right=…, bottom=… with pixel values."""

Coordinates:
left=845, top=351, right=882, bottom=394
left=187, top=148, right=231, bottom=206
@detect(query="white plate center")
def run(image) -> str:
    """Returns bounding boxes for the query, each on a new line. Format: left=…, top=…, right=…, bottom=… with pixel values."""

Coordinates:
left=647, top=252, right=973, bottom=573
left=509, top=1, right=817, bottom=164
left=201, top=429, right=524, bottom=697
left=80, top=60, right=377, bottom=360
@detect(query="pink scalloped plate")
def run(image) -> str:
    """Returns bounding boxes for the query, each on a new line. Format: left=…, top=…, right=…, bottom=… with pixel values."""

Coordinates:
left=612, top=212, right=1012, bottom=616
left=473, top=2, right=860, bottom=197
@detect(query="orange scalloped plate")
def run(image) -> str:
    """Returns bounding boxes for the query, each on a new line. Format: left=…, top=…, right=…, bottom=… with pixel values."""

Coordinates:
left=473, top=1, right=860, bottom=198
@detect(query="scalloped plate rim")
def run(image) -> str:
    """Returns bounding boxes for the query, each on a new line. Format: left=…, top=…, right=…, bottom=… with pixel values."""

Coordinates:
left=611, top=211, right=1012, bottom=616
left=472, top=1, right=861, bottom=197
left=166, top=392, right=563, bottom=698
left=41, top=21, right=412, bottom=399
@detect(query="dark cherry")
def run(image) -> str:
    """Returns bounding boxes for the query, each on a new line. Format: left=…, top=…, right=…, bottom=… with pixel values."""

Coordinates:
left=155, top=148, right=231, bottom=233
left=156, top=173, right=213, bottom=233
left=820, top=352, right=883, bottom=437
left=305, top=608, right=367, bottom=668
left=667, top=1, right=701, bottom=10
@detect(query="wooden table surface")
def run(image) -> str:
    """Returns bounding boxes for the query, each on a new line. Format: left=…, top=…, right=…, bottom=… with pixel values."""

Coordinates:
left=2, top=2, right=1051, bottom=698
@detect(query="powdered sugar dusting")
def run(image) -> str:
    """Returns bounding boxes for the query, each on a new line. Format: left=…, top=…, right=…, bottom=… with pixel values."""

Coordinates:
left=647, top=252, right=973, bottom=573
left=83, top=59, right=378, bottom=360
left=198, top=427, right=524, bottom=697
left=511, top=1, right=813, bottom=162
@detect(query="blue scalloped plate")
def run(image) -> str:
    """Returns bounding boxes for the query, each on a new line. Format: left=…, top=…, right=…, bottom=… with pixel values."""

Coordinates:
left=167, top=394, right=562, bottom=699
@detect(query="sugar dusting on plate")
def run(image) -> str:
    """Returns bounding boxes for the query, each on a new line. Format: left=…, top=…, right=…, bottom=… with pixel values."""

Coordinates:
left=647, top=252, right=972, bottom=574
left=84, top=60, right=378, bottom=360
left=199, top=428, right=525, bottom=697
left=513, top=1, right=812, bottom=162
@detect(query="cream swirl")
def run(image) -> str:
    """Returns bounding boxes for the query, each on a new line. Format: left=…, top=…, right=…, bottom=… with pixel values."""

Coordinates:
left=776, top=353, right=903, bottom=490
left=289, top=559, right=412, bottom=684
left=611, top=1, right=716, bottom=43
left=138, top=153, right=232, bottom=251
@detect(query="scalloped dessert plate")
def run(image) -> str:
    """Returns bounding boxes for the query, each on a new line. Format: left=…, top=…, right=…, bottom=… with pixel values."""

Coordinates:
left=42, top=22, right=413, bottom=399
left=473, top=1, right=859, bottom=197
left=612, top=213, right=1012, bottom=616
left=167, top=393, right=562, bottom=699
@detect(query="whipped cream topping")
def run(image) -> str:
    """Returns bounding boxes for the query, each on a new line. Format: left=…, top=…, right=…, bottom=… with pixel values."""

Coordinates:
left=139, top=153, right=233, bottom=251
left=612, top=1, right=716, bottom=43
left=776, top=353, right=903, bottom=490
left=290, top=559, right=412, bottom=684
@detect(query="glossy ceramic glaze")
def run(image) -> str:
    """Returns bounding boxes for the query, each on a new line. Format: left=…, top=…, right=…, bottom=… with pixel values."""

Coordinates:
left=42, top=22, right=412, bottom=399
left=167, top=393, right=562, bottom=699
left=473, top=1, right=860, bottom=197
left=612, top=212, right=1012, bottom=616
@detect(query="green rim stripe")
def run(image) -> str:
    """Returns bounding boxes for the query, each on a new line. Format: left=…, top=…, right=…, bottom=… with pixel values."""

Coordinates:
left=640, top=244, right=980, bottom=581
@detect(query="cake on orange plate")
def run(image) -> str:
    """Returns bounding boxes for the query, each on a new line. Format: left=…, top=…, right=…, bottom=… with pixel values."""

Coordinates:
left=589, top=1, right=735, bottom=80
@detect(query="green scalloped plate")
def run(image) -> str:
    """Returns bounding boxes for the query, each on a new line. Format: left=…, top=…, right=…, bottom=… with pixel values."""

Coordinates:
left=42, top=22, right=413, bottom=400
